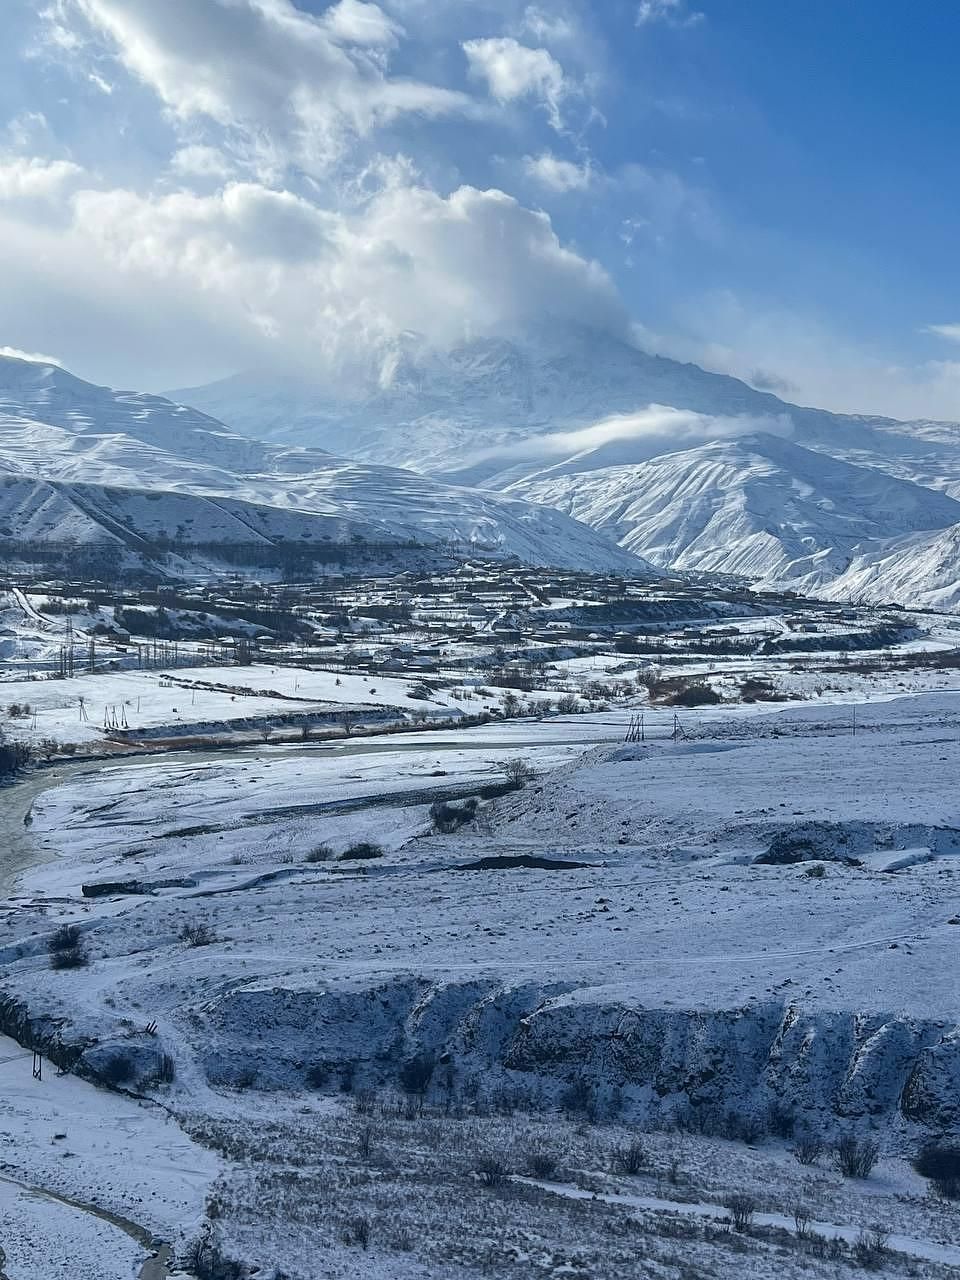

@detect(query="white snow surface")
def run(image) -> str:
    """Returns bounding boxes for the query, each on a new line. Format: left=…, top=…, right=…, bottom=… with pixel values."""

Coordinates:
left=506, top=432, right=960, bottom=593
left=0, top=354, right=646, bottom=574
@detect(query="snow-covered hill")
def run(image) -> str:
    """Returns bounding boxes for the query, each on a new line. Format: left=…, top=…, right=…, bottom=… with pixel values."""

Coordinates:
left=0, top=355, right=648, bottom=576
left=506, top=433, right=960, bottom=594
left=822, top=523, right=960, bottom=611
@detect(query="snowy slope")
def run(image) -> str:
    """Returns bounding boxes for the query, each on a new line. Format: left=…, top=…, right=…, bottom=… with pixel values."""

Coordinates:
left=822, top=522, right=960, bottom=610
left=170, top=325, right=802, bottom=473
left=0, top=355, right=648, bottom=574
left=169, top=324, right=960, bottom=490
left=507, top=433, right=960, bottom=592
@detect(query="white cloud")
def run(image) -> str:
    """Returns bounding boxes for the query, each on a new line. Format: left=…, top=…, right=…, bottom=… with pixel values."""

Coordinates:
left=0, top=156, right=84, bottom=201
left=523, top=151, right=592, bottom=192
left=495, top=405, right=790, bottom=467
left=463, top=36, right=567, bottom=130
left=66, top=0, right=473, bottom=176
left=640, top=292, right=960, bottom=421
left=169, top=144, right=236, bottom=180
left=636, top=0, right=705, bottom=28
left=520, top=6, right=575, bottom=44
left=322, top=0, right=402, bottom=48
left=0, top=174, right=626, bottom=384
left=924, top=323, right=960, bottom=344
left=0, top=345, right=62, bottom=366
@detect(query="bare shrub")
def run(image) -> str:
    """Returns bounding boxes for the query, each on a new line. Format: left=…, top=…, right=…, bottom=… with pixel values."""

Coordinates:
left=430, top=797, right=478, bottom=834
left=834, top=1134, right=880, bottom=1179
left=305, top=843, right=333, bottom=863
left=610, top=1138, right=646, bottom=1176
left=475, top=1152, right=509, bottom=1187
left=344, top=1215, right=371, bottom=1249
left=854, top=1225, right=889, bottom=1269
left=49, top=924, right=81, bottom=951
left=524, top=1146, right=560, bottom=1180
left=398, top=1054, right=435, bottom=1096
left=499, top=758, right=538, bottom=789
left=724, top=1192, right=756, bottom=1233
left=48, top=923, right=88, bottom=970
left=340, top=841, right=383, bottom=861
left=913, top=1142, right=960, bottom=1199
left=180, top=921, right=218, bottom=947
left=791, top=1133, right=823, bottom=1166
left=50, top=944, right=88, bottom=970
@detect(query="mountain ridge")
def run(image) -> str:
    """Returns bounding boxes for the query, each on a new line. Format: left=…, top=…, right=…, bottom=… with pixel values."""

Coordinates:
left=0, top=354, right=651, bottom=578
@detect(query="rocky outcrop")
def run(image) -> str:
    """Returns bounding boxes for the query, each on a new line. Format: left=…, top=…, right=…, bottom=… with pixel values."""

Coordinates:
left=189, top=977, right=960, bottom=1139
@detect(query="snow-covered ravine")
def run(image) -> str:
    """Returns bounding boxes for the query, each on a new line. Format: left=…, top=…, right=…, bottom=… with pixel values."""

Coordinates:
left=2, top=697, right=959, bottom=1276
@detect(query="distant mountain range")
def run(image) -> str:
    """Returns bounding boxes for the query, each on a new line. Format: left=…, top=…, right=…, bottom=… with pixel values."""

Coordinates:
left=8, top=320, right=960, bottom=607
left=170, top=326, right=960, bottom=608
left=0, top=354, right=647, bottom=578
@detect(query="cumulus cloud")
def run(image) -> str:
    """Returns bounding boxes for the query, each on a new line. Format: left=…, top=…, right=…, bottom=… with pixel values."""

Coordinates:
left=0, top=174, right=626, bottom=384
left=523, top=151, right=592, bottom=192
left=463, top=36, right=568, bottom=130
left=0, top=156, right=84, bottom=201
left=66, top=0, right=473, bottom=175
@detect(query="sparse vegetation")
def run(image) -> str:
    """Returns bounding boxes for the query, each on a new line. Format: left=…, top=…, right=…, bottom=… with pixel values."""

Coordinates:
left=724, top=1192, right=756, bottom=1233
left=499, top=757, right=538, bottom=789
left=833, top=1133, right=880, bottom=1179
left=429, top=797, right=478, bottom=833
left=305, top=843, right=333, bottom=863
left=340, top=841, right=384, bottom=860
left=475, top=1152, right=509, bottom=1187
left=791, top=1133, right=823, bottom=1166
left=913, top=1141, right=960, bottom=1199
left=180, top=920, right=219, bottom=947
left=47, top=923, right=88, bottom=970
left=610, top=1137, right=646, bottom=1176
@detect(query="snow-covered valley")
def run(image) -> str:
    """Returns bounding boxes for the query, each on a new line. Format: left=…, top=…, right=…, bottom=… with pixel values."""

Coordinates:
left=2, top=666, right=960, bottom=1277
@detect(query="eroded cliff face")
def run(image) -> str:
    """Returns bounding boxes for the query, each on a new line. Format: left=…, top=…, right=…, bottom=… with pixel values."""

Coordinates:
left=3, top=976, right=957, bottom=1140
left=194, top=977, right=960, bottom=1139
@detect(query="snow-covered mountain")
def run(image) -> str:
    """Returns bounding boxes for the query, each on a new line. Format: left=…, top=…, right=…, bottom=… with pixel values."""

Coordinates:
left=169, top=325, right=960, bottom=607
left=0, top=355, right=649, bottom=576
left=506, top=432, right=960, bottom=594
left=169, top=324, right=960, bottom=492
left=821, top=523, right=960, bottom=611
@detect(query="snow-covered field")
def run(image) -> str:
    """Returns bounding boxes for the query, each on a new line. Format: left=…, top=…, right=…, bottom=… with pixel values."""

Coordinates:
left=1, top=692, right=959, bottom=1276
left=0, top=662, right=475, bottom=746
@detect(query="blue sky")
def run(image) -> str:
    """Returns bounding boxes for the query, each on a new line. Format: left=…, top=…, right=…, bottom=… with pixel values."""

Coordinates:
left=2, top=0, right=960, bottom=419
